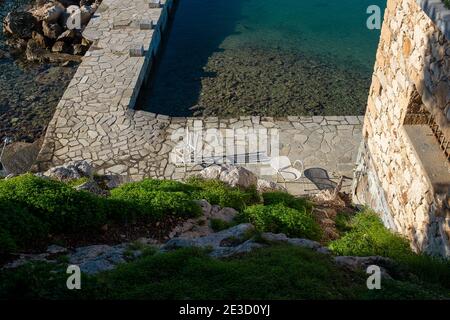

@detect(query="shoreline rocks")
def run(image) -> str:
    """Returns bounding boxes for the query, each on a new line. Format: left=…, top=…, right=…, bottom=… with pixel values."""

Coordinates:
left=2, top=0, right=101, bottom=63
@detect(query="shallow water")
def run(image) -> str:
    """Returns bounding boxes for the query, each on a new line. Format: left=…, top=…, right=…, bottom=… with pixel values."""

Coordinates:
left=138, top=0, right=386, bottom=116
left=0, top=0, right=77, bottom=142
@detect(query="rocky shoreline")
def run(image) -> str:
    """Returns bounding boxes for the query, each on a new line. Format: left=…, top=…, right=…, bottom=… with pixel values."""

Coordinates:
left=0, top=0, right=100, bottom=143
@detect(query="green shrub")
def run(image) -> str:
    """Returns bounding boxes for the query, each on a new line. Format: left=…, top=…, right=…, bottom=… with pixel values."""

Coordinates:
left=444, top=0, right=450, bottom=9
left=329, top=210, right=450, bottom=288
left=109, top=180, right=201, bottom=220
left=0, top=174, right=106, bottom=232
left=329, top=211, right=412, bottom=258
left=262, top=191, right=312, bottom=211
left=186, top=177, right=260, bottom=210
left=239, top=203, right=321, bottom=240
left=0, top=199, right=49, bottom=253
left=209, top=218, right=234, bottom=232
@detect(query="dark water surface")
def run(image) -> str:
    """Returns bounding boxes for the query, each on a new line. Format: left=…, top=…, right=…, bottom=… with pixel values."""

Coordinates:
left=0, top=0, right=77, bottom=143
left=138, top=0, right=386, bottom=116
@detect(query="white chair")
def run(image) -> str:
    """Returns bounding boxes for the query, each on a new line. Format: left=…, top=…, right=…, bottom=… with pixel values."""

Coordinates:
left=172, top=128, right=201, bottom=171
left=269, top=156, right=304, bottom=187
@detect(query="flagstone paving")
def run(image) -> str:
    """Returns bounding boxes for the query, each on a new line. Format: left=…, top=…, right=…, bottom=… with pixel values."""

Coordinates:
left=34, top=0, right=363, bottom=195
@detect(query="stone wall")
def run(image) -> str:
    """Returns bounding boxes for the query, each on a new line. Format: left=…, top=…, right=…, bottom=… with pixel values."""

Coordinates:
left=353, top=0, right=450, bottom=257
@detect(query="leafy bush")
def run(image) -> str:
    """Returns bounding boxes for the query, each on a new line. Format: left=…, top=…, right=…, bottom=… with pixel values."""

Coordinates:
left=329, top=211, right=412, bottom=258
left=109, top=180, right=201, bottom=220
left=239, top=203, right=321, bottom=240
left=0, top=174, right=107, bottom=232
left=0, top=199, right=49, bottom=254
left=329, top=210, right=450, bottom=287
left=262, top=191, right=312, bottom=211
left=209, top=218, right=234, bottom=232
left=186, top=177, right=260, bottom=210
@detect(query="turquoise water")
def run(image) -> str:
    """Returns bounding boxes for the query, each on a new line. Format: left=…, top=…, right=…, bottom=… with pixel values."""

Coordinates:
left=138, top=0, right=386, bottom=116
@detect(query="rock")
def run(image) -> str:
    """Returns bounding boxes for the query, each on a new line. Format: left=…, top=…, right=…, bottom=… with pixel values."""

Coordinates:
left=0, top=140, right=43, bottom=175
left=42, top=21, right=63, bottom=39
left=334, top=256, right=395, bottom=280
left=51, top=41, right=70, bottom=53
left=311, top=189, right=346, bottom=207
left=210, top=206, right=237, bottom=223
left=40, top=160, right=93, bottom=182
left=195, top=199, right=212, bottom=216
left=72, top=43, right=88, bottom=55
left=260, top=232, right=331, bottom=254
left=256, top=179, right=287, bottom=193
left=3, top=253, right=52, bottom=269
left=56, top=29, right=78, bottom=42
left=199, top=164, right=257, bottom=188
left=46, top=245, right=68, bottom=254
left=69, top=244, right=127, bottom=274
left=6, top=38, right=28, bottom=54
left=80, top=5, right=95, bottom=25
left=43, top=5, right=64, bottom=23
left=25, top=39, right=47, bottom=62
left=32, top=31, right=48, bottom=49
left=3, top=11, right=38, bottom=38
left=163, top=223, right=255, bottom=251
left=75, top=179, right=108, bottom=196
left=103, top=174, right=125, bottom=190
left=210, top=239, right=265, bottom=258
left=31, top=3, right=64, bottom=23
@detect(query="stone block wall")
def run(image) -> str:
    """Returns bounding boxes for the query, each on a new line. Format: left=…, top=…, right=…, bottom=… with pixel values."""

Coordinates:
left=353, top=0, right=450, bottom=257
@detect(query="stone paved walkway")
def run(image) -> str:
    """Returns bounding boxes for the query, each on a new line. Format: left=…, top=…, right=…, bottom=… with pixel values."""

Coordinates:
left=34, top=0, right=363, bottom=195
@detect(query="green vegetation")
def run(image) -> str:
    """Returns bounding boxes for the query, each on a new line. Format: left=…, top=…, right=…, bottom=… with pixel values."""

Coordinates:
left=0, top=175, right=259, bottom=254
left=187, top=177, right=260, bottom=210
left=0, top=174, right=108, bottom=232
left=237, top=191, right=320, bottom=240
left=209, top=218, right=234, bottom=232
left=238, top=203, right=321, bottom=240
left=444, top=0, right=450, bottom=9
left=1, top=174, right=448, bottom=300
left=262, top=191, right=312, bottom=211
left=329, top=209, right=450, bottom=289
left=0, top=246, right=447, bottom=300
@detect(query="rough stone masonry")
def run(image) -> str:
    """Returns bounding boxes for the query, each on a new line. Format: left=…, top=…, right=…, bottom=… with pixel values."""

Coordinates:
left=353, top=0, right=450, bottom=257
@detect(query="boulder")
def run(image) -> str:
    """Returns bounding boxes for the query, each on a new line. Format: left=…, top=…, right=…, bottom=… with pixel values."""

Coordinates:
left=75, top=179, right=108, bottom=196
left=69, top=244, right=127, bottom=274
left=31, top=31, right=48, bottom=49
left=51, top=41, right=71, bottom=53
left=3, top=11, right=38, bottom=38
left=199, top=164, right=257, bottom=188
left=40, top=160, right=93, bottom=182
left=42, top=21, right=63, bottom=39
left=26, top=39, right=48, bottom=62
left=72, top=43, right=88, bottom=55
left=56, top=29, right=78, bottom=42
left=209, top=206, right=237, bottom=223
left=256, top=179, right=286, bottom=193
left=46, top=245, right=68, bottom=255
left=163, top=223, right=255, bottom=251
left=80, top=5, right=95, bottom=25
left=334, top=256, right=395, bottom=280
left=6, top=38, right=28, bottom=55
left=260, top=232, right=331, bottom=254
left=0, top=139, right=43, bottom=175
left=31, top=3, right=64, bottom=23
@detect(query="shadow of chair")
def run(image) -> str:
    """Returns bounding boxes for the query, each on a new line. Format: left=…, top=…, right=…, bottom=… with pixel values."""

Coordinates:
left=303, top=167, right=337, bottom=190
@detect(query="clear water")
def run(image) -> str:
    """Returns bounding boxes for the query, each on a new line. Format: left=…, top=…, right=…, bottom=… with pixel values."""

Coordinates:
left=138, top=0, right=386, bottom=116
left=0, top=0, right=77, bottom=142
